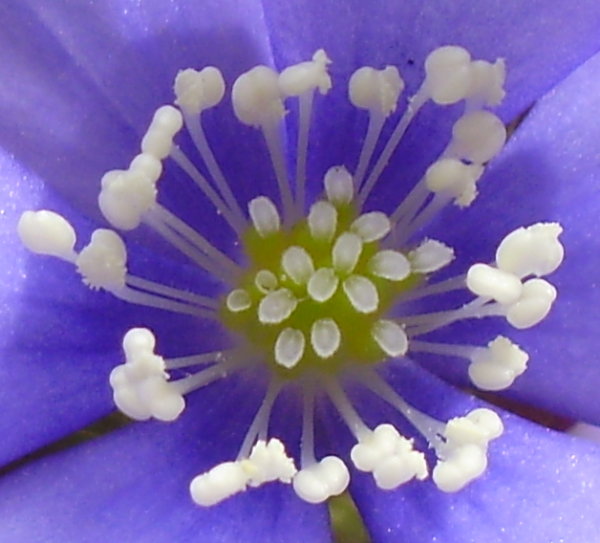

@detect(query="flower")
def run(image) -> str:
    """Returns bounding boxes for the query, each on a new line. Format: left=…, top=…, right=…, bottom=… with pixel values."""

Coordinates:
left=2, top=1, right=600, bottom=542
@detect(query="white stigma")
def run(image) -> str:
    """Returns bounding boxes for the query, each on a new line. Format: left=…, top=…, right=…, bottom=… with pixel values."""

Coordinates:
left=372, top=320, right=408, bottom=357
left=293, top=456, right=350, bottom=503
left=332, top=232, right=363, bottom=274
left=308, top=200, right=338, bottom=242
left=351, top=212, right=391, bottom=242
left=18, top=210, right=77, bottom=261
left=311, top=318, right=342, bottom=359
left=249, top=196, right=281, bottom=237
left=282, top=246, right=315, bottom=285
left=343, top=275, right=379, bottom=314
left=226, top=289, right=252, bottom=312
left=369, top=250, right=410, bottom=281
left=505, top=278, right=557, bottom=329
left=174, top=66, right=225, bottom=114
left=307, top=268, right=339, bottom=302
left=348, top=66, right=404, bottom=116
left=324, top=166, right=354, bottom=205
left=258, top=288, right=297, bottom=324
left=275, top=328, right=305, bottom=369
left=408, top=239, right=455, bottom=274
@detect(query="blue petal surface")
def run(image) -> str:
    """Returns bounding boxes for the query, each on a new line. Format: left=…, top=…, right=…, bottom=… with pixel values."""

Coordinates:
left=417, top=50, right=600, bottom=424
left=344, top=364, right=600, bottom=543
left=0, top=149, right=226, bottom=466
left=0, top=375, right=331, bottom=543
left=0, top=0, right=277, bottom=220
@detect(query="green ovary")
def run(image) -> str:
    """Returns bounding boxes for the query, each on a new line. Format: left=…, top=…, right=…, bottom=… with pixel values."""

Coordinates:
left=221, top=202, right=420, bottom=377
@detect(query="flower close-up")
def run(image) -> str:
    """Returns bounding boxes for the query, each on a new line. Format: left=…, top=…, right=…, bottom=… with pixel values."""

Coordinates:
left=2, top=1, right=600, bottom=542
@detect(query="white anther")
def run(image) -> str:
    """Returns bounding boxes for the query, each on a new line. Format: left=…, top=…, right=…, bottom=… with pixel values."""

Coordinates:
left=324, top=166, right=354, bottom=205
left=18, top=210, right=77, bottom=261
left=244, top=439, right=297, bottom=486
left=190, top=462, right=249, bottom=506
left=231, top=66, right=285, bottom=127
left=444, top=410, right=504, bottom=449
left=282, top=246, right=315, bottom=285
left=141, top=105, right=183, bottom=160
left=226, top=289, right=252, bottom=312
left=425, top=158, right=484, bottom=207
left=98, top=169, right=157, bottom=230
left=129, top=153, right=163, bottom=184
left=351, top=424, right=427, bottom=489
left=274, top=328, right=305, bottom=369
left=332, top=232, right=363, bottom=274
left=279, top=49, right=332, bottom=96
left=307, top=268, right=339, bottom=302
left=466, top=263, right=522, bottom=305
left=308, top=200, right=338, bottom=242
left=174, top=66, right=225, bottom=114
left=368, top=250, right=410, bottom=281
left=467, top=59, right=506, bottom=106
left=372, top=320, right=408, bottom=357
left=258, top=288, right=297, bottom=324
left=76, top=229, right=127, bottom=291
left=311, top=318, right=342, bottom=359
left=408, top=239, right=455, bottom=273
left=496, top=223, right=564, bottom=278
left=343, top=275, right=379, bottom=314
left=255, top=269, right=278, bottom=293
left=450, top=110, right=506, bottom=164
left=469, top=336, right=529, bottom=391
left=424, top=45, right=473, bottom=105
left=249, top=196, right=281, bottom=237
left=433, top=443, right=487, bottom=492
left=110, top=328, right=185, bottom=422
left=348, top=66, right=404, bottom=116
left=293, top=456, right=349, bottom=504
left=506, top=278, right=557, bottom=329
left=351, top=212, right=391, bottom=242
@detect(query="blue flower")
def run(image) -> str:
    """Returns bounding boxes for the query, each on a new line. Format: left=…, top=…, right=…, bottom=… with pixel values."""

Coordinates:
left=2, top=1, right=600, bottom=542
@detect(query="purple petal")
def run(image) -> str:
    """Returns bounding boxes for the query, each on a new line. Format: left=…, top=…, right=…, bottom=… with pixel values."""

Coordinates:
left=0, top=150, right=226, bottom=466
left=0, top=0, right=277, bottom=218
left=418, top=50, right=600, bottom=424
left=0, top=375, right=331, bottom=543
left=336, top=364, right=600, bottom=543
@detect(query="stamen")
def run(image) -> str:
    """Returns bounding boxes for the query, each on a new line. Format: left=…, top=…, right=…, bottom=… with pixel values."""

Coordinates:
left=447, top=110, right=507, bottom=164
left=351, top=212, right=391, bottom=242
left=232, top=66, right=294, bottom=222
left=126, top=275, right=218, bottom=309
left=324, top=166, right=354, bottom=206
left=279, top=49, right=332, bottom=217
left=255, top=269, right=278, bottom=293
left=18, top=210, right=77, bottom=262
left=226, top=289, right=252, bottom=312
left=349, top=65, right=404, bottom=188
left=466, top=263, right=523, bottom=305
left=325, top=378, right=370, bottom=441
left=249, top=196, right=281, bottom=237
left=281, top=246, right=315, bottom=285
left=141, top=105, right=183, bottom=160
left=408, top=239, right=455, bottom=274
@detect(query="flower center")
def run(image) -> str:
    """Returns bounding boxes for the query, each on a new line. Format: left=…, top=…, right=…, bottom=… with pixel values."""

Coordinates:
left=223, top=178, right=420, bottom=375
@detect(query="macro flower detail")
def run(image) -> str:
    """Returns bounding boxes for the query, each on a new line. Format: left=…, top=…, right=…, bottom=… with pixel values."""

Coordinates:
left=17, top=43, right=566, bottom=508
